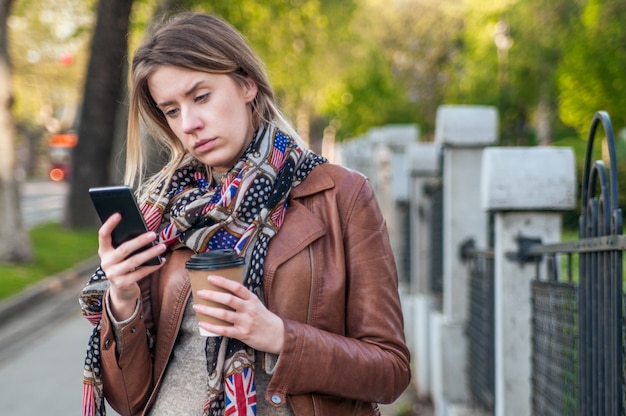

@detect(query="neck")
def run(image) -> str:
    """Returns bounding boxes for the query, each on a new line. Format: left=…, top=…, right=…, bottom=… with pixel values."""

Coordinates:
left=212, top=169, right=228, bottom=185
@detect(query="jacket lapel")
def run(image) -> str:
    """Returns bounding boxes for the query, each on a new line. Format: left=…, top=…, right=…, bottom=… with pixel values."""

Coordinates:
left=265, top=165, right=334, bottom=275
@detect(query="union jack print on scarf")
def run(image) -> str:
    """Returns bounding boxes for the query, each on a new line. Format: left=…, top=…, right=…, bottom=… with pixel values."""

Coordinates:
left=225, top=367, right=257, bottom=416
left=79, top=123, right=327, bottom=416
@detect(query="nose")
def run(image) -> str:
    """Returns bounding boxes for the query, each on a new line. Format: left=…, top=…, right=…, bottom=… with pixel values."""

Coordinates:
left=181, top=106, right=203, bottom=135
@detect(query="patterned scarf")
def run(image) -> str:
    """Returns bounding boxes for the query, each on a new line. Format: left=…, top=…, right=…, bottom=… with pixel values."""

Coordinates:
left=80, top=123, right=327, bottom=415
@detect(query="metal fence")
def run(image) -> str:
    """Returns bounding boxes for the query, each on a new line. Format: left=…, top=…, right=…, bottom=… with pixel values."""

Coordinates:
left=531, top=278, right=578, bottom=415
left=515, top=111, right=624, bottom=415
left=460, top=239, right=495, bottom=412
left=459, top=111, right=625, bottom=415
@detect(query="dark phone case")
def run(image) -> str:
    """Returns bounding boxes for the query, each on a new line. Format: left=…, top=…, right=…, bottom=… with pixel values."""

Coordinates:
left=89, top=186, right=162, bottom=266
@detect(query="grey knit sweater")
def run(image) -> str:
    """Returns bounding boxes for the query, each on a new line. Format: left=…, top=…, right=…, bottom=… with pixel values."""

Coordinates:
left=110, top=296, right=294, bottom=415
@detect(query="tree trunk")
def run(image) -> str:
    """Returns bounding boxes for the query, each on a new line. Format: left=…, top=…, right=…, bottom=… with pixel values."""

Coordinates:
left=0, top=0, right=32, bottom=263
left=66, top=0, right=133, bottom=228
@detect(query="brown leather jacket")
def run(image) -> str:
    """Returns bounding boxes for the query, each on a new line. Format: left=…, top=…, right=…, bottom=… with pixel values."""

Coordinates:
left=98, top=163, right=411, bottom=415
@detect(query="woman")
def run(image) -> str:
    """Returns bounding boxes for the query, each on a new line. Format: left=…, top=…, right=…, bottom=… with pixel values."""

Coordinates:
left=80, top=11, right=410, bottom=416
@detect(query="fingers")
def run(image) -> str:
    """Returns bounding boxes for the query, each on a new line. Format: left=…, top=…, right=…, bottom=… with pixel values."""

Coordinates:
left=103, top=240, right=166, bottom=280
left=98, top=212, right=122, bottom=249
left=98, top=212, right=164, bottom=269
left=191, top=279, right=285, bottom=353
left=97, top=212, right=166, bottom=291
left=205, top=275, right=249, bottom=297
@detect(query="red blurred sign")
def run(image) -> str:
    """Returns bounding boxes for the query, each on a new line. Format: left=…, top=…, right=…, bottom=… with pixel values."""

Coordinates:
left=48, top=132, right=78, bottom=148
left=59, top=52, right=74, bottom=67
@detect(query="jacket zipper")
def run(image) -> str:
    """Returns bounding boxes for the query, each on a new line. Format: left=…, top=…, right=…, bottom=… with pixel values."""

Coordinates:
left=307, top=245, right=319, bottom=415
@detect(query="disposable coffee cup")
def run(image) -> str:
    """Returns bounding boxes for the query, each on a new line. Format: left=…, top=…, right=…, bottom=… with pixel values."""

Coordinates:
left=185, top=249, right=245, bottom=336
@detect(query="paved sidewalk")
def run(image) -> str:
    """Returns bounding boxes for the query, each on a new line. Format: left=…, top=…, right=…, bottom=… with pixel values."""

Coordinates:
left=380, top=383, right=434, bottom=416
left=0, top=256, right=100, bottom=365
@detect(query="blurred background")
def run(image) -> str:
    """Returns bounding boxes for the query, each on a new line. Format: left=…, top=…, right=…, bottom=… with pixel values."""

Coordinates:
left=0, top=0, right=623, bottom=283
left=0, top=0, right=624, bottom=312
left=0, top=2, right=625, bottom=414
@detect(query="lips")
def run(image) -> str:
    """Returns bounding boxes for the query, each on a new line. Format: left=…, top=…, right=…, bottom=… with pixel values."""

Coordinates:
left=194, top=138, right=216, bottom=152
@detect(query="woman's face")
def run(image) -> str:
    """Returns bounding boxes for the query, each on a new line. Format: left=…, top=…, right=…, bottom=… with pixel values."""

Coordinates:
left=148, top=66, right=258, bottom=172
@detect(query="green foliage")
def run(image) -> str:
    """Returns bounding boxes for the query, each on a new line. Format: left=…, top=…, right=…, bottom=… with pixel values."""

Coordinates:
left=552, top=123, right=626, bottom=233
left=11, top=0, right=626, bottom=150
left=0, top=222, right=98, bottom=300
left=558, top=0, right=626, bottom=138
left=348, top=0, right=468, bottom=138
left=10, top=0, right=95, bottom=133
left=321, top=48, right=420, bottom=139
left=169, top=0, right=359, bottom=141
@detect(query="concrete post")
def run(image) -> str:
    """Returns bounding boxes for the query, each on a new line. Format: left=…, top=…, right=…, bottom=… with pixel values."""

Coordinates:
left=406, top=142, right=441, bottom=399
left=430, top=105, right=498, bottom=414
left=481, top=147, right=576, bottom=416
left=407, top=142, right=441, bottom=295
left=368, top=125, right=419, bottom=284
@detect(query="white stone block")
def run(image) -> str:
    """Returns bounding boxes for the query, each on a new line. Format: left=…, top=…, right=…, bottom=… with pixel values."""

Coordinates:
left=407, top=143, right=441, bottom=176
left=447, top=404, right=491, bottom=416
left=413, top=294, right=434, bottom=399
left=481, top=147, right=576, bottom=211
left=431, top=313, right=468, bottom=414
left=368, top=124, right=419, bottom=148
left=435, top=105, right=498, bottom=146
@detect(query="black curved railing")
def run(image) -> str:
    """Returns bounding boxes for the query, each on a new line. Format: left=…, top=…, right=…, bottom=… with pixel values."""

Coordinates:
left=514, top=111, right=624, bottom=415
left=578, top=111, right=623, bottom=416
left=463, top=111, right=625, bottom=415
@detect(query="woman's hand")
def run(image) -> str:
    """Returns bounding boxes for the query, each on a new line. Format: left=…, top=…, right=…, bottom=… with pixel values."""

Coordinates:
left=98, top=213, right=167, bottom=321
left=192, top=275, right=285, bottom=354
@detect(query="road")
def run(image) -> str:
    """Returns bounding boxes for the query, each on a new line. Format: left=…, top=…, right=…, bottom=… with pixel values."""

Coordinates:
left=0, top=179, right=118, bottom=415
left=0, top=308, right=93, bottom=414
left=21, top=179, right=68, bottom=228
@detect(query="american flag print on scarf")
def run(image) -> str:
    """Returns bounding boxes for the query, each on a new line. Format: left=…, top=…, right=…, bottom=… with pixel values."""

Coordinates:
left=79, top=123, right=327, bottom=416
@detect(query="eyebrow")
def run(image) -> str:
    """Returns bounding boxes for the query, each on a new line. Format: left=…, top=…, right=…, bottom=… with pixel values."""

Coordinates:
left=155, top=80, right=205, bottom=109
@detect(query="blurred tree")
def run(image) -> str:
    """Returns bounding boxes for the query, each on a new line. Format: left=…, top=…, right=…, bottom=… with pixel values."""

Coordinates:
left=10, top=0, right=94, bottom=178
left=66, top=0, right=134, bottom=228
left=558, top=0, right=626, bottom=139
left=200, top=0, right=359, bottom=148
left=123, top=0, right=360, bottom=150
left=0, top=0, right=32, bottom=262
left=427, top=0, right=581, bottom=145
left=325, top=0, right=462, bottom=140
left=501, top=0, right=581, bottom=145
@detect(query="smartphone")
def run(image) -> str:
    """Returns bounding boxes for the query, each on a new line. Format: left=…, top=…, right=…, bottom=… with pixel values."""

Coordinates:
left=89, top=185, right=162, bottom=266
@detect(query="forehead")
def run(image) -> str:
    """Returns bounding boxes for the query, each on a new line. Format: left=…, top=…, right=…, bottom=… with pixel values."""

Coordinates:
left=147, top=66, right=235, bottom=103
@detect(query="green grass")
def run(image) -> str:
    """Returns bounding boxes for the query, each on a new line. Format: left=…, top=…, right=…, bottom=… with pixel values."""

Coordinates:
left=0, top=222, right=98, bottom=300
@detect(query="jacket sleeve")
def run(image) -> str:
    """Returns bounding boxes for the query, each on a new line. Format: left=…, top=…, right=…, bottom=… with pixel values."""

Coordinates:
left=99, top=284, right=154, bottom=415
left=267, top=174, right=411, bottom=404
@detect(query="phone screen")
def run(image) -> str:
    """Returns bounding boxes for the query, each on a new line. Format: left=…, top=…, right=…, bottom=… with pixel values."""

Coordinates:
left=89, top=186, right=162, bottom=266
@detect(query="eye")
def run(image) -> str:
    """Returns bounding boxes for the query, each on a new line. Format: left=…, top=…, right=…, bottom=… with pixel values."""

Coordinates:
left=195, top=93, right=210, bottom=103
left=163, top=107, right=179, bottom=118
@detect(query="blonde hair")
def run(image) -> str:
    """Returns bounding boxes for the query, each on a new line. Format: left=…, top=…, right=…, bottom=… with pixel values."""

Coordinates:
left=125, top=12, right=303, bottom=201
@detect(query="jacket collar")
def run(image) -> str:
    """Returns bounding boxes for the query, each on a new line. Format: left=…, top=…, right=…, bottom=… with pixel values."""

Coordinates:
left=264, top=164, right=333, bottom=277
left=291, top=163, right=335, bottom=199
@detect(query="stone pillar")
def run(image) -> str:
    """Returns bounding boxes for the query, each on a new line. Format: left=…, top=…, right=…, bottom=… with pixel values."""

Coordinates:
left=369, top=125, right=419, bottom=284
left=407, top=142, right=441, bottom=294
left=406, top=142, right=441, bottom=399
left=430, top=105, right=498, bottom=414
left=481, top=147, right=576, bottom=416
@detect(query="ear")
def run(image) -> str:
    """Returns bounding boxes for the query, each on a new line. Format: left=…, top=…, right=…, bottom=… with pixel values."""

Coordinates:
left=242, top=77, right=258, bottom=103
